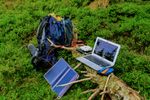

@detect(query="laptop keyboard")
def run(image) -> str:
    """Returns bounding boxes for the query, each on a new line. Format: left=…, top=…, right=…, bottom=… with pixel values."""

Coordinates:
left=84, top=55, right=108, bottom=66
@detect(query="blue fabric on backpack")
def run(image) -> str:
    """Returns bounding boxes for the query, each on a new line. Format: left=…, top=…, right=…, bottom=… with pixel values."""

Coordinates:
left=49, top=17, right=62, bottom=41
left=48, top=16, right=73, bottom=46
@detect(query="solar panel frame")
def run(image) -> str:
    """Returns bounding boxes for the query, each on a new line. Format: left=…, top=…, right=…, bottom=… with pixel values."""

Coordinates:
left=44, top=58, right=79, bottom=98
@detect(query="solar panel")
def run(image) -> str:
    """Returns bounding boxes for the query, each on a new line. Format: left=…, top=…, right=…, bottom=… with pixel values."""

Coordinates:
left=44, top=58, right=79, bottom=98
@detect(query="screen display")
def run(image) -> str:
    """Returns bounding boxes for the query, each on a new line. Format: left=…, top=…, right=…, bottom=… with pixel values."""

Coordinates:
left=94, top=39, right=118, bottom=62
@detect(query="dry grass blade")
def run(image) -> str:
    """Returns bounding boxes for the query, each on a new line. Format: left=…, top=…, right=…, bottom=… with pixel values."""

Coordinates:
left=81, top=89, right=97, bottom=94
left=56, top=78, right=91, bottom=87
left=74, top=63, right=82, bottom=70
left=101, top=74, right=111, bottom=100
left=81, top=71, right=88, bottom=74
left=99, top=91, right=110, bottom=95
left=88, top=88, right=101, bottom=100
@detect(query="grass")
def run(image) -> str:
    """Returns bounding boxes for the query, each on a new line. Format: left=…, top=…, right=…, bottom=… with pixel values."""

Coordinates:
left=0, top=0, right=150, bottom=99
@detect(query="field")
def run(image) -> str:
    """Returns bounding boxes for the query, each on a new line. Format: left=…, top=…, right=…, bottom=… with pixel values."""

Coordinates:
left=0, top=0, right=150, bottom=100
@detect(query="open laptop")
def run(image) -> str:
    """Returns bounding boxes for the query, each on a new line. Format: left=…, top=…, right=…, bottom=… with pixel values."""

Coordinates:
left=76, top=37, right=121, bottom=71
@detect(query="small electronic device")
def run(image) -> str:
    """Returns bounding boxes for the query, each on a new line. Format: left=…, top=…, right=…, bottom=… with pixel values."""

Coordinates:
left=76, top=45, right=92, bottom=54
left=79, top=46, right=92, bottom=52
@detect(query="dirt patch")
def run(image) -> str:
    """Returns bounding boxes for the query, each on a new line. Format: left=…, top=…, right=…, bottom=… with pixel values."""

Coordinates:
left=88, top=0, right=109, bottom=9
left=4, top=0, right=22, bottom=9
left=4, top=0, right=15, bottom=9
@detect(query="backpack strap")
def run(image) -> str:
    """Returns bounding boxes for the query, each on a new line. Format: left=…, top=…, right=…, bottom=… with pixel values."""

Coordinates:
left=37, top=16, right=49, bottom=46
left=36, top=16, right=50, bottom=55
left=41, top=25, right=46, bottom=46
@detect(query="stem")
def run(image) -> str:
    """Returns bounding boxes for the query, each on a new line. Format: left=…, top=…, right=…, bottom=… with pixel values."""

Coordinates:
left=56, top=78, right=91, bottom=87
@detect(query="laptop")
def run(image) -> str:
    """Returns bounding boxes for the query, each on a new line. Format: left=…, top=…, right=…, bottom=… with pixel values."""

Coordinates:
left=76, top=37, right=120, bottom=71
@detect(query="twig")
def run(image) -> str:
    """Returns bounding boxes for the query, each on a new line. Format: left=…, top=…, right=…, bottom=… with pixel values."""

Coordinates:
left=84, top=74, right=96, bottom=77
left=132, top=92, right=141, bottom=100
left=61, top=46, right=76, bottom=51
left=86, top=73, right=96, bottom=77
left=99, top=91, right=110, bottom=95
left=81, top=89, right=97, bottom=94
left=56, top=78, right=91, bottom=87
left=80, top=71, right=87, bottom=74
left=101, top=74, right=112, bottom=100
left=88, top=88, right=101, bottom=100
left=74, top=63, right=82, bottom=70
left=47, top=38, right=76, bottom=51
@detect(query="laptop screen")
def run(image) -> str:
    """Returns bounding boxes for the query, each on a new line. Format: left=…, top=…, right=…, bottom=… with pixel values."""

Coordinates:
left=94, top=39, right=118, bottom=62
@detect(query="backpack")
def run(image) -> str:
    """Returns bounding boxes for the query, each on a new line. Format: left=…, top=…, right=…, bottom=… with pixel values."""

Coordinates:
left=30, top=15, right=74, bottom=70
left=37, top=15, right=73, bottom=47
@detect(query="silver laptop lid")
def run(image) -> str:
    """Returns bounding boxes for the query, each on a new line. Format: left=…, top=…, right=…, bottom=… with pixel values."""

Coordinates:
left=92, top=37, right=120, bottom=66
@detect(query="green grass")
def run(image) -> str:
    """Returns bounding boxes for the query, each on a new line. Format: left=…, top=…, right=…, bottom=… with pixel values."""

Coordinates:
left=0, top=0, right=150, bottom=99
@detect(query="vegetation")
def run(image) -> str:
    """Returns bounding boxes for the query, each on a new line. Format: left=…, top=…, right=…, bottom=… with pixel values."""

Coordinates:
left=0, top=0, right=150, bottom=99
